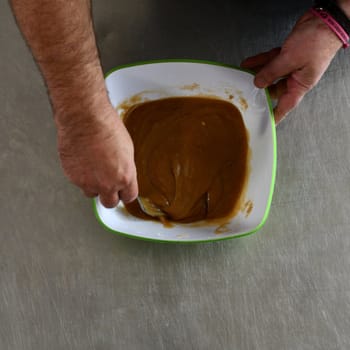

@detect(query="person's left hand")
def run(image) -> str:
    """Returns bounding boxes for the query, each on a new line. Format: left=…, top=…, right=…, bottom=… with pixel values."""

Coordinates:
left=241, top=11, right=343, bottom=123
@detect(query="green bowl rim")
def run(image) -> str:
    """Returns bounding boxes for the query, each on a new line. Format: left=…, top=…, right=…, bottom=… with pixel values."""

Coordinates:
left=93, top=58, right=277, bottom=244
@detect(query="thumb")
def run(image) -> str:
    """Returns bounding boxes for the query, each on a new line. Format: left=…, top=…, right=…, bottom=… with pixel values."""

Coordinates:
left=274, top=69, right=311, bottom=122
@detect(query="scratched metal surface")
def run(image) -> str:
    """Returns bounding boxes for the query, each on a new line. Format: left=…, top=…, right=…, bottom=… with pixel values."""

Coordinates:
left=1, top=0, right=350, bottom=349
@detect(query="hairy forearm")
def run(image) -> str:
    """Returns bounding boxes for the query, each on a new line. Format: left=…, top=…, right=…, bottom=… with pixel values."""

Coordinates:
left=10, top=0, right=138, bottom=206
left=10, top=0, right=112, bottom=129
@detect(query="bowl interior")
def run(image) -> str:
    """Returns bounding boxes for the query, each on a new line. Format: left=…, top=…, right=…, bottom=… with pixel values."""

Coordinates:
left=94, top=60, right=276, bottom=243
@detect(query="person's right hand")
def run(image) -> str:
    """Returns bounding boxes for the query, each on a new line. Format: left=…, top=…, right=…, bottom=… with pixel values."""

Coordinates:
left=56, top=106, right=138, bottom=208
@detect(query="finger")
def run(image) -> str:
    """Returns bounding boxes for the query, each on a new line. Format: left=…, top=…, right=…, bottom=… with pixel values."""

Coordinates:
left=243, top=65, right=265, bottom=74
left=83, top=189, right=98, bottom=198
left=119, top=175, right=139, bottom=204
left=240, top=48, right=281, bottom=69
left=274, top=75, right=309, bottom=124
left=268, top=79, right=287, bottom=100
left=99, top=192, right=120, bottom=208
left=254, top=52, right=298, bottom=88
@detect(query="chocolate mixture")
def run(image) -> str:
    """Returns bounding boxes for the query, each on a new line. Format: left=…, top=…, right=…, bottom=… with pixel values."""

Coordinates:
left=123, top=97, right=249, bottom=223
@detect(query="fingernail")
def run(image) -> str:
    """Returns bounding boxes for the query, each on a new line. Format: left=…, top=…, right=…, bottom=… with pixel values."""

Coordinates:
left=255, top=76, right=268, bottom=88
left=274, top=108, right=289, bottom=125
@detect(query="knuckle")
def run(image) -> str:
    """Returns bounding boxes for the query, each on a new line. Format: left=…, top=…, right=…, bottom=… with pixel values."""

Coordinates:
left=117, top=167, right=135, bottom=187
left=293, top=76, right=312, bottom=92
left=118, top=173, right=130, bottom=187
left=99, top=182, right=113, bottom=194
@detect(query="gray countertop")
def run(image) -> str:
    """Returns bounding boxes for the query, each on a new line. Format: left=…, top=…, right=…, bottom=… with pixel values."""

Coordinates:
left=1, top=0, right=350, bottom=349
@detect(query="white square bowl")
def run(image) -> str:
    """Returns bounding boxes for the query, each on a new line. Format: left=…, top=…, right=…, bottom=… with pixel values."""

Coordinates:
left=93, top=60, right=277, bottom=243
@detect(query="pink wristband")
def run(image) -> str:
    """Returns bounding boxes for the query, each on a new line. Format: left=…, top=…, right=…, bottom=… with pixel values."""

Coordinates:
left=310, top=7, right=350, bottom=48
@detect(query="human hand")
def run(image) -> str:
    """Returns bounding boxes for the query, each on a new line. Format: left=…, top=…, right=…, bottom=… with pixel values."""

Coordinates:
left=56, top=106, right=138, bottom=208
left=11, top=0, right=139, bottom=207
left=241, top=11, right=343, bottom=123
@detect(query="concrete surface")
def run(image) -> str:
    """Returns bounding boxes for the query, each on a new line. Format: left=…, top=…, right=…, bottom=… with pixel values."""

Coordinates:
left=1, top=0, right=350, bottom=349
